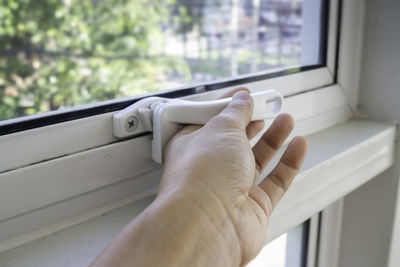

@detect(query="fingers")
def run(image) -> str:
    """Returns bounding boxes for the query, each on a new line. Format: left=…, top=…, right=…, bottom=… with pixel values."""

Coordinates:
left=252, top=113, right=294, bottom=173
left=258, top=136, right=308, bottom=210
left=216, top=90, right=254, bottom=130
left=246, top=120, right=265, bottom=139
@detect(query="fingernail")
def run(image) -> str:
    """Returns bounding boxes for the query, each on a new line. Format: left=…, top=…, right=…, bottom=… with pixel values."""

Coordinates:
left=233, top=91, right=250, bottom=101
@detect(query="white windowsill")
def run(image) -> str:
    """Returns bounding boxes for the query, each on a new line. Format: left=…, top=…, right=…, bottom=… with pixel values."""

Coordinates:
left=0, top=118, right=395, bottom=267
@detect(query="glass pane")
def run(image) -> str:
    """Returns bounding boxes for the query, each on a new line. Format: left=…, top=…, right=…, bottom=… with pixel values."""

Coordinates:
left=0, top=0, right=326, bottom=121
left=248, top=223, right=308, bottom=267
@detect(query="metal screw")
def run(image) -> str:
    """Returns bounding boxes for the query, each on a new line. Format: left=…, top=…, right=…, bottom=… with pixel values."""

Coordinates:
left=125, top=116, right=138, bottom=132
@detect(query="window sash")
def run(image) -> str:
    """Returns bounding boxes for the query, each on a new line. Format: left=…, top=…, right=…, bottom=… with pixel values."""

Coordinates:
left=0, top=0, right=337, bottom=131
left=0, top=0, right=339, bottom=171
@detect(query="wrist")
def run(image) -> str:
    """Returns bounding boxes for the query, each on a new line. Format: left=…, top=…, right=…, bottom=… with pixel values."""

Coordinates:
left=147, top=189, right=242, bottom=267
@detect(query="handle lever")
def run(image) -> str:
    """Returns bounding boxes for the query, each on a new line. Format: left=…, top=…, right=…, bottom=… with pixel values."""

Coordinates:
left=113, top=90, right=283, bottom=163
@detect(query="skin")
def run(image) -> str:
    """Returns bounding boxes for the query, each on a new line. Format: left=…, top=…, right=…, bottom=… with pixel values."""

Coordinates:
left=90, top=87, right=308, bottom=267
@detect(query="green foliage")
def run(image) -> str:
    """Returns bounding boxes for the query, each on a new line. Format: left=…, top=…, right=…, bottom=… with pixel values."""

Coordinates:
left=0, top=0, right=190, bottom=120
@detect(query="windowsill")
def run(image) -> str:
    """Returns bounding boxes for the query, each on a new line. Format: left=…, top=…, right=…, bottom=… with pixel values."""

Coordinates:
left=0, top=118, right=395, bottom=266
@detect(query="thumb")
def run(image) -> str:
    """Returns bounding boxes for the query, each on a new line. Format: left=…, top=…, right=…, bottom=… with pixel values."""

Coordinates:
left=218, top=90, right=253, bottom=130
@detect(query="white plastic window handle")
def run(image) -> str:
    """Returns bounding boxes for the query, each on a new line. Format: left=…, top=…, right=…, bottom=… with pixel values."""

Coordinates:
left=112, top=90, right=283, bottom=163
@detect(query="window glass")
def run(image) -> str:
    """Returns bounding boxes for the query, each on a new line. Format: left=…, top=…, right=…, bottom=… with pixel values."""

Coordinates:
left=248, top=223, right=308, bottom=267
left=0, top=0, right=325, bottom=121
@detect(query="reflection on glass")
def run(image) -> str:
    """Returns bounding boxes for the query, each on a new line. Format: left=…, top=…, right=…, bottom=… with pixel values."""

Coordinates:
left=248, top=223, right=307, bottom=267
left=0, top=0, right=323, bottom=120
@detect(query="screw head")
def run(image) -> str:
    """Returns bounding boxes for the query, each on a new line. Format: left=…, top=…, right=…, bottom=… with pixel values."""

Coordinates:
left=125, top=116, right=138, bottom=132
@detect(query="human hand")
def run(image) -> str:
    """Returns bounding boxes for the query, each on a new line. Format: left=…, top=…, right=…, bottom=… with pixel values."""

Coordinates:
left=90, top=87, right=307, bottom=267
left=157, top=87, right=308, bottom=266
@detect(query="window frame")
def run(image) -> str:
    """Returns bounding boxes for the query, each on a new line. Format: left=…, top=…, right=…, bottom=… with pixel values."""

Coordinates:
left=0, top=2, right=390, bottom=265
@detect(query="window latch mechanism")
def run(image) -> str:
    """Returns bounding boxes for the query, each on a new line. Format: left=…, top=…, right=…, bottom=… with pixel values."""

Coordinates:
left=113, top=90, right=283, bottom=163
